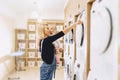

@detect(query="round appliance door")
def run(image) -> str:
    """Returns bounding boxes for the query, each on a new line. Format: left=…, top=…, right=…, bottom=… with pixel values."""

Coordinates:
left=76, top=12, right=85, bottom=47
left=91, top=5, right=112, bottom=54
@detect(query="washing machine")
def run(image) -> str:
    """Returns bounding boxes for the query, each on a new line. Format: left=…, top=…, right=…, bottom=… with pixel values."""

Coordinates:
left=74, top=10, right=87, bottom=80
left=64, top=42, right=69, bottom=80
left=64, top=43, right=74, bottom=80
left=64, top=18, right=76, bottom=80
left=64, top=44, right=75, bottom=80
left=88, top=0, right=113, bottom=80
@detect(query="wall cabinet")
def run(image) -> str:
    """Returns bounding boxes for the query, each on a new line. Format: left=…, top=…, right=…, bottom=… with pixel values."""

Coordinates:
left=15, top=29, right=27, bottom=70
left=15, top=19, right=41, bottom=70
left=26, top=19, right=40, bottom=68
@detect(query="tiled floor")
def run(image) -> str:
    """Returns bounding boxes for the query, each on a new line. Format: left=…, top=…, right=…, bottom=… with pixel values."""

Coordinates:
left=5, top=67, right=64, bottom=80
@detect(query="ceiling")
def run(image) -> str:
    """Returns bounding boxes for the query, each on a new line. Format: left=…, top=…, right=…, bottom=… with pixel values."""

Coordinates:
left=2, top=0, right=68, bottom=20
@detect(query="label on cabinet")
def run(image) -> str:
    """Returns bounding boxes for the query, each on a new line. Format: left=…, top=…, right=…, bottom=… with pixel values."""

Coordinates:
left=29, top=43, right=36, bottom=49
left=29, top=34, right=36, bottom=40
left=19, top=43, right=26, bottom=49
left=28, top=24, right=36, bottom=31
left=28, top=52, right=35, bottom=58
left=17, top=33, right=25, bottom=40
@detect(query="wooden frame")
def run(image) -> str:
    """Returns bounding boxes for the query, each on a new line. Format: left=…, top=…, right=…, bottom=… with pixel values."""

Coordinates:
left=15, top=29, right=27, bottom=70
left=27, top=19, right=39, bottom=68
left=84, top=0, right=95, bottom=80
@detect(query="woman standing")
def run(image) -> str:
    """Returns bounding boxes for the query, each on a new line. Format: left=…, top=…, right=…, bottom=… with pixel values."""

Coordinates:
left=38, top=20, right=82, bottom=80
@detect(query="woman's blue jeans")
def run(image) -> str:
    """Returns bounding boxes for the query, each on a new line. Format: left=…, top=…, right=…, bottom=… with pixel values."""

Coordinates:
left=40, top=57, right=56, bottom=80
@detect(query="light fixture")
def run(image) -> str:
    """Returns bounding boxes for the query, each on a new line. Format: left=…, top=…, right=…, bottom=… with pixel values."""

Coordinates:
left=30, top=1, right=42, bottom=21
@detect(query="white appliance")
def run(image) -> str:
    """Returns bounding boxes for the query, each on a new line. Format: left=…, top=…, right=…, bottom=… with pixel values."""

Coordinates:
left=74, top=10, right=86, bottom=80
left=88, top=0, right=114, bottom=80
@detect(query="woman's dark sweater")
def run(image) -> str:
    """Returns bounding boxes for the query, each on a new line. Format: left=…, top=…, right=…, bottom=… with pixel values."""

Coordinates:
left=40, top=31, right=64, bottom=64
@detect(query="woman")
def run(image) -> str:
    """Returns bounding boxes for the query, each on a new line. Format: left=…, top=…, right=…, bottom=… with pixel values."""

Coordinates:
left=38, top=20, right=82, bottom=80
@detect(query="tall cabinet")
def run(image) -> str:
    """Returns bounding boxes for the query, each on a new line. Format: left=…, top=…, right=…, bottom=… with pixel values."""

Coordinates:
left=15, top=29, right=27, bottom=70
left=15, top=19, right=41, bottom=70
left=26, top=19, right=41, bottom=69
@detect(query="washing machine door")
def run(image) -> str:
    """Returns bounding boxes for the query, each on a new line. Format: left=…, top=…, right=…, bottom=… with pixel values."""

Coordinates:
left=91, top=4, right=112, bottom=54
left=76, top=24, right=84, bottom=47
left=74, top=11, right=86, bottom=80
left=90, top=1, right=113, bottom=80
left=76, top=12, right=85, bottom=47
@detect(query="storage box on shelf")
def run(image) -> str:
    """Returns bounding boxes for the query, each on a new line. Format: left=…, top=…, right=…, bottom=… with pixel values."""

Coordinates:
left=28, top=52, right=35, bottom=58
left=28, top=60, right=35, bottom=67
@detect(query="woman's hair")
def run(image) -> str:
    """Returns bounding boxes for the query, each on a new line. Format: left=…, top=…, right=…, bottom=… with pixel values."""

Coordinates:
left=38, top=24, right=48, bottom=51
left=43, top=24, right=48, bottom=37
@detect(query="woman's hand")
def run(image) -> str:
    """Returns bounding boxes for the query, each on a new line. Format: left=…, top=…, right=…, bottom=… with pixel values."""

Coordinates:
left=76, top=20, right=83, bottom=25
left=63, top=20, right=83, bottom=34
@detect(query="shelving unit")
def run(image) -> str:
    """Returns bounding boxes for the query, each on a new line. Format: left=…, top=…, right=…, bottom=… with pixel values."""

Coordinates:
left=26, top=19, right=41, bottom=69
left=15, top=29, right=27, bottom=70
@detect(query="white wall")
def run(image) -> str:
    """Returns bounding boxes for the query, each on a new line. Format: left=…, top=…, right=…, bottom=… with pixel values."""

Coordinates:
left=0, top=1, right=16, bottom=57
left=0, top=2, right=16, bottom=80
left=0, top=16, right=15, bottom=57
left=14, top=12, right=28, bottom=29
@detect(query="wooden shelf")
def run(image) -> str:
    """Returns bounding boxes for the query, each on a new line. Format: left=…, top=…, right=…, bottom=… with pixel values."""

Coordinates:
left=28, top=31, right=36, bottom=33
left=17, top=40, right=26, bottom=42
left=15, top=29, right=27, bottom=71
left=15, top=19, right=41, bottom=70
left=26, top=19, right=41, bottom=69
left=18, top=57, right=26, bottom=59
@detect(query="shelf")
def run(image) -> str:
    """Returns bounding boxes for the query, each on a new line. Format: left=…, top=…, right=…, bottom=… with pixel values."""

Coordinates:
left=26, top=19, right=39, bottom=69
left=28, top=31, right=36, bottom=33
left=16, top=49, right=26, bottom=51
left=17, top=40, right=26, bottom=42
left=15, top=55, right=26, bottom=58
left=26, top=57, right=36, bottom=58
left=27, top=48, right=38, bottom=50
left=27, top=40, right=36, bottom=42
